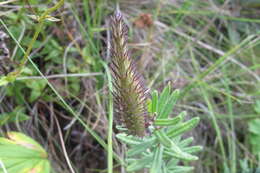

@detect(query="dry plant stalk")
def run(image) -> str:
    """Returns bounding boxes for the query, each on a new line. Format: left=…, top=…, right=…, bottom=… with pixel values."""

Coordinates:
left=110, top=12, right=149, bottom=137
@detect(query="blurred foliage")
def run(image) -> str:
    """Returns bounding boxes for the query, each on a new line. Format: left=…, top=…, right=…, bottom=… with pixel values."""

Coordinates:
left=0, top=107, right=29, bottom=126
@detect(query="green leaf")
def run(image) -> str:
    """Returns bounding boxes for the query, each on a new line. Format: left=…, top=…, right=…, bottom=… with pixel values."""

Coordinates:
left=179, top=137, right=194, bottom=147
left=151, top=90, right=158, bottom=113
left=157, top=85, right=171, bottom=117
left=127, top=138, right=156, bottom=157
left=0, top=132, right=50, bottom=173
left=154, top=130, right=173, bottom=148
left=249, top=134, right=260, bottom=145
left=248, top=119, right=260, bottom=134
left=167, top=117, right=200, bottom=138
left=248, top=118, right=260, bottom=155
left=2, top=158, right=39, bottom=173
left=154, top=111, right=185, bottom=126
left=150, top=145, right=164, bottom=173
left=6, top=81, right=25, bottom=104
left=168, top=166, right=194, bottom=173
left=249, top=134, right=260, bottom=154
left=25, top=79, right=47, bottom=102
left=254, top=100, right=260, bottom=114
left=183, top=146, right=203, bottom=153
left=164, top=149, right=198, bottom=161
left=158, top=89, right=180, bottom=119
left=161, top=162, right=167, bottom=173
left=116, top=133, right=143, bottom=145
left=169, top=140, right=198, bottom=161
left=0, top=107, right=30, bottom=126
left=126, top=155, right=153, bottom=172
left=0, top=76, right=9, bottom=86
left=0, top=75, right=16, bottom=86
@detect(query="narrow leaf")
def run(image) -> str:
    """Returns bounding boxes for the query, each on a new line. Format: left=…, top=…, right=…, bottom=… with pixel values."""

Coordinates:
left=154, top=111, right=185, bottom=126
left=164, top=140, right=198, bottom=161
left=168, top=166, right=194, bottom=173
left=150, top=145, right=164, bottom=173
left=183, top=146, right=203, bottom=153
left=164, top=149, right=198, bottom=161
left=127, top=138, right=156, bottom=157
left=126, top=155, right=153, bottom=172
left=151, top=90, right=158, bottom=113
left=179, top=137, right=194, bottom=147
left=154, top=130, right=172, bottom=148
left=116, top=133, right=142, bottom=145
left=157, top=85, right=171, bottom=118
left=159, top=89, right=180, bottom=119
left=167, top=117, right=200, bottom=138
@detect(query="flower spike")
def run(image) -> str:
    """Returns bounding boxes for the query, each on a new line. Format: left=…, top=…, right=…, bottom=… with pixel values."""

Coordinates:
left=110, top=12, right=149, bottom=137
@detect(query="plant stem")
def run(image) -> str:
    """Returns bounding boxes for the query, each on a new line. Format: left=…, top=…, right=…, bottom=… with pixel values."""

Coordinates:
left=102, top=62, right=114, bottom=173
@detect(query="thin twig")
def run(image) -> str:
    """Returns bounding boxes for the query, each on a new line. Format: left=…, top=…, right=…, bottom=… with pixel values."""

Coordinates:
left=54, top=115, right=76, bottom=173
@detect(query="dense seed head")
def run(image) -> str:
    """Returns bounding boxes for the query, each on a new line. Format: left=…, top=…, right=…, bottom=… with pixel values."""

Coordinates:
left=110, top=12, right=148, bottom=137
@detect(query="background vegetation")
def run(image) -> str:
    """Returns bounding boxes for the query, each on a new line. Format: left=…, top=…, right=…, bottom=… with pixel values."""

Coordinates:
left=1, top=0, right=260, bottom=172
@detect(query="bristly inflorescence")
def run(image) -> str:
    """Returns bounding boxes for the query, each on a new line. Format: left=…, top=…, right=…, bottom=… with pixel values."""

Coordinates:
left=110, top=12, right=149, bottom=137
